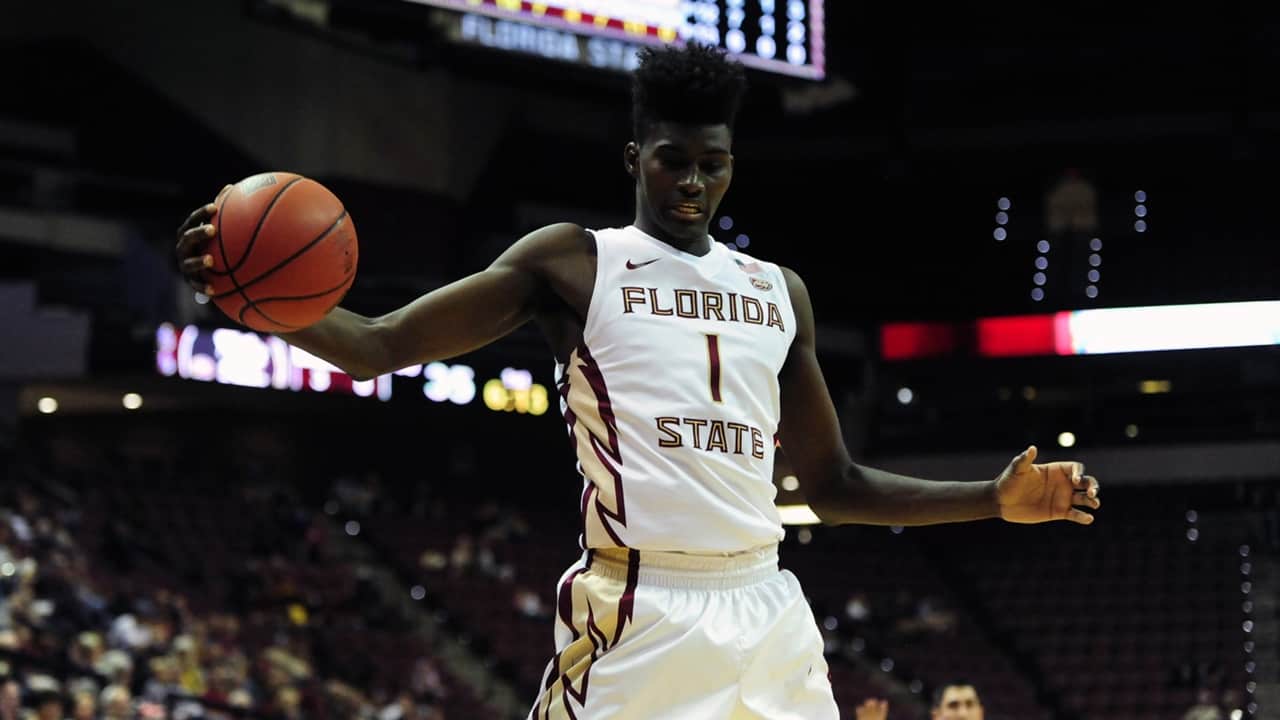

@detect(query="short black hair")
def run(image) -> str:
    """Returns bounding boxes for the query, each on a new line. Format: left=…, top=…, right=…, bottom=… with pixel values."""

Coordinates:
left=631, top=42, right=748, bottom=143
left=932, top=682, right=980, bottom=708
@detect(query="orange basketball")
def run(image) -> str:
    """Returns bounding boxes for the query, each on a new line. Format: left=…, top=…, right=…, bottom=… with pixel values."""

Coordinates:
left=207, top=172, right=358, bottom=333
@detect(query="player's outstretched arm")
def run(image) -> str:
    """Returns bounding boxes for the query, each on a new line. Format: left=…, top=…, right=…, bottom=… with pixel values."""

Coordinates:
left=176, top=193, right=591, bottom=380
left=775, top=267, right=1101, bottom=527
left=280, top=222, right=592, bottom=379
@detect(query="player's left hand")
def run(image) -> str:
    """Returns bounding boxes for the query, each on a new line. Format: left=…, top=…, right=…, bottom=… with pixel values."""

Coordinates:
left=995, top=445, right=1100, bottom=525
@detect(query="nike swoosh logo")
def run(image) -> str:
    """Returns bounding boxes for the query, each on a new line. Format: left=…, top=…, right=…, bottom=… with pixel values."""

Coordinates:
left=625, top=258, right=661, bottom=270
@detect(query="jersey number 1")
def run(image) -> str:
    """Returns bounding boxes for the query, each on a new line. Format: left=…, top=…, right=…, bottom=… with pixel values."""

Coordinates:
left=705, top=334, right=722, bottom=402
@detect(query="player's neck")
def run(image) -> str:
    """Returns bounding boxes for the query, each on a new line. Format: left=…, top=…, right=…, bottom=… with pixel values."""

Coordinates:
left=632, top=217, right=713, bottom=257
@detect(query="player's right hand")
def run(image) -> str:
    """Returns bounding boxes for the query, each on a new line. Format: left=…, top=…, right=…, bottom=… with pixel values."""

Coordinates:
left=855, top=698, right=889, bottom=720
left=174, top=184, right=233, bottom=296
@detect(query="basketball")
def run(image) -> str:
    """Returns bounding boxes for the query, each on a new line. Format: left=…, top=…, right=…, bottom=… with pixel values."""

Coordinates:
left=206, top=172, right=358, bottom=333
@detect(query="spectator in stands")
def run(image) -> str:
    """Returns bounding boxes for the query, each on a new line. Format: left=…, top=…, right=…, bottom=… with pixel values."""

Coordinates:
left=915, top=596, right=957, bottom=635
left=173, top=634, right=207, bottom=695
left=1220, top=688, right=1242, bottom=714
left=378, top=691, right=417, bottom=720
left=932, top=682, right=983, bottom=720
left=69, top=632, right=104, bottom=675
left=1182, top=688, right=1223, bottom=720
left=0, top=679, right=19, bottom=720
left=97, top=649, right=134, bottom=689
left=142, top=655, right=181, bottom=704
left=856, top=698, right=888, bottom=720
left=70, top=689, right=96, bottom=720
left=27, top=677, right=65, bottom=720
left=0, top=633, right=20, bottom=658
left=273, top=685, right=304, bottom=720
left=448, top=534, right=475, bottom=576
left=100, top=684, right=132, bottom=720
left=408, top=656, right=448, bottom=704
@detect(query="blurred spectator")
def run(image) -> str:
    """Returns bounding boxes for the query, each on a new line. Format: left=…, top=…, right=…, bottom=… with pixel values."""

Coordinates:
left=108, top=614, right=151, bottom=652
left=916, top=596, right=957, bottom=634
left=408, top=656, right=448, bottom=703
left=68, top=632, right=104, bottom=674
left=1220, top=688, right=1243, bottom=717
left=142, top=655, right=181, bottom=704
left=0, top=679, right=20, bottom=720
left=273, top=685, right=304, bottom=720
left=100, top=684, right=132, bottom=720
left=1182, top=688, right=1223, bottom=720
left=856, top=698, right=888, bottom=720
left=418, top=549, right=447, bottom=572
left=448, top=534, right=475, bottom=576
left=97, top=649, right=134, bottom=688
left=70, top=688, right=96, bottom=720
left=932, top=682, right=983, bottom=720
left=173, top=635, right=207, bottom=695
left=378, top=691, right=415, bottom=720
left=27, top=676, right=65, bottom=720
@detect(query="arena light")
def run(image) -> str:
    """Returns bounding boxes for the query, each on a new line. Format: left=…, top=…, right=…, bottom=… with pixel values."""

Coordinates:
left=1138, top=380, right=1172, bottom=394
left=776, top=504, right=822, bottom=525
left=881, top=300, right=1280, bottom=359
left=37, top=397, right=58, bottom=414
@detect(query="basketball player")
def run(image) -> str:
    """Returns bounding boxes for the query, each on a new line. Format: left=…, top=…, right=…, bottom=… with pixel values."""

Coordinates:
left=176, top=43, right=1100, bottom=719
left=932, top=683, right=984, bottom=720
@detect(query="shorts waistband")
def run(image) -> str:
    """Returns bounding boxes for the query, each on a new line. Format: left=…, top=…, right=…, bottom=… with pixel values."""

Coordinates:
left=588, top=544, right=779, bottom=590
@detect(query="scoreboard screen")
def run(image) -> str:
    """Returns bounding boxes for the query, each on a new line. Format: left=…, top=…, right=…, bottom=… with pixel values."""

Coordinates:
left=409, top=0, right=825, bottom=80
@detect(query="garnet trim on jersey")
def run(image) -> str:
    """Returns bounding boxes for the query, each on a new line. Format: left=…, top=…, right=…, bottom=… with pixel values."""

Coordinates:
left=564, top=343, right=628, bottom=547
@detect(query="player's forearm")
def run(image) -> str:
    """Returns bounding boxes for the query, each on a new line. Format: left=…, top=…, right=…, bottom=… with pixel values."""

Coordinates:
left=808, top=463, right=1000, bottom=526
left=279, top=307, right=385, bottom=381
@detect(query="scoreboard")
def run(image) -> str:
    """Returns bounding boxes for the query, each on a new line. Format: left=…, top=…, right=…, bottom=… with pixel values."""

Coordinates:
left=410, top=0, right=825, bottom=79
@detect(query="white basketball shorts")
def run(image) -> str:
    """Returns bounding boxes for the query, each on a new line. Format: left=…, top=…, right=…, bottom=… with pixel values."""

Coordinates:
left=528, top=544, right=839, bottom=719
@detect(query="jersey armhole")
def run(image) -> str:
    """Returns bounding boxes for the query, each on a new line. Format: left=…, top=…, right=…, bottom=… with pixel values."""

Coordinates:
left=770, top=262, right=800, bottom=348
left=580, top=228, right=605, bottom=345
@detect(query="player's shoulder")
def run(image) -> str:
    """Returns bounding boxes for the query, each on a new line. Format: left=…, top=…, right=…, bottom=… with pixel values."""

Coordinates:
left=509, top=222, right=597, bottom=261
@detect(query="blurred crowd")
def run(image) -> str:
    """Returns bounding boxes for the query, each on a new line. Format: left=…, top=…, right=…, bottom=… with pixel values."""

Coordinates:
left=0, top=463, right=453, bottom=720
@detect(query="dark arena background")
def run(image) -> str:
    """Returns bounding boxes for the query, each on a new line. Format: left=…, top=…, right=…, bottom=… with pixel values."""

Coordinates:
left=2, top=3, right=1279, bottom=719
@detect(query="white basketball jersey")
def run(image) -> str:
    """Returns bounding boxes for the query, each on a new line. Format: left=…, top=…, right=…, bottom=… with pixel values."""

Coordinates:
left=554, top=225, right=797, bottom=553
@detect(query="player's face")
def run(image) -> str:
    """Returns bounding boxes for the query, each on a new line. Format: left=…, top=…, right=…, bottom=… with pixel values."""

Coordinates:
left=627, top=122, right=734, bottom=247
left=932, top=687, right=983, bottom=720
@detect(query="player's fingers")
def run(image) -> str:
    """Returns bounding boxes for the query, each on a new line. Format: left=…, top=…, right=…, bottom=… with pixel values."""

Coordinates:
left=180, top=255, right=214, bottom=275
left=176, top=203, right=217, bottom=236
left=1073, top=491, right=1101, bottom=510
left=1067, top=508, right=1095, bottom=525
left=175, top=224, right=216, bottom=259
left=184, top=276, right=214, bottom=296
left=1084, top=475, right=1099, bottom=498
left=1069, top=462, right=1086, bottom=487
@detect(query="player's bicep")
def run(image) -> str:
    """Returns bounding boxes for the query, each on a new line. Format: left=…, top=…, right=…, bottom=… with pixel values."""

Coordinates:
left=777, top=267, right=853, bottom=503
left=371, top=223, right=581, bottom=368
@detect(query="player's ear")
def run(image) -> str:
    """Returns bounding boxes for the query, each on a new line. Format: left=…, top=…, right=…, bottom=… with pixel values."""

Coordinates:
left=623, top=142, right=640, bottom=179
